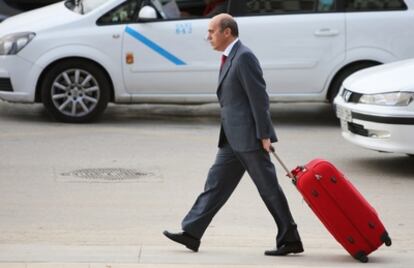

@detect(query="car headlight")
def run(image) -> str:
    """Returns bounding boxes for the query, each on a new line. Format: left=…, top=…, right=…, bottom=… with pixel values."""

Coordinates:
left=359, top=92, right=414, bottom=106
left=0, top=32, right=36, bottom=55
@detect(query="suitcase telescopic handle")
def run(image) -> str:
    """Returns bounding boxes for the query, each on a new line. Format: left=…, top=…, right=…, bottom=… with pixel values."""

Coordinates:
left=270, top=146, right=297, bottom=184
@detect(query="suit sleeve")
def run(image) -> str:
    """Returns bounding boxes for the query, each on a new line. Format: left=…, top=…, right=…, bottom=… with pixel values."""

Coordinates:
left=237, top=51, right=273, bottom=140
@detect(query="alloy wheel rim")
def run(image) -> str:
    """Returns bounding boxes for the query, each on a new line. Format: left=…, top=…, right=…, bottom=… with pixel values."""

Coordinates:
left=51, top=69, right=100, bottom=117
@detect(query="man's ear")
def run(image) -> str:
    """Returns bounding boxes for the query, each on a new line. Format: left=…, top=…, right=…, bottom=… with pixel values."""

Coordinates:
left=224, top=27, right=232, bottom=37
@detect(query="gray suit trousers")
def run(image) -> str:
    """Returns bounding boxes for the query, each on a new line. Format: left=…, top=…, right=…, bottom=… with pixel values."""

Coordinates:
left=181, top=142, right=301, bottom=247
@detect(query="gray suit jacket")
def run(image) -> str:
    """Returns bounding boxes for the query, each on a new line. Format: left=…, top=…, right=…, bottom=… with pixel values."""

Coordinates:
left=217, top=41, right=277, bottom=152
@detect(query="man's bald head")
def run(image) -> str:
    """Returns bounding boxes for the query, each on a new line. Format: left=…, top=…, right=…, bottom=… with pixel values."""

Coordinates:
left=207, top=13, right=238, bottom=51
left=211, top=13, right=239, bottom=37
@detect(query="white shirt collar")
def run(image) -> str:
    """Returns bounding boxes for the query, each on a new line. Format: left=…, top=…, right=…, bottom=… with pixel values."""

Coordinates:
left=223, top=38, right=239, bottom=57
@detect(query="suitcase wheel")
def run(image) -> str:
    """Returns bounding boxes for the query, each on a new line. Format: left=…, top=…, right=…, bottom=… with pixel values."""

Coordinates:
left=381, top=232, right=392, bottom=247
left=354, top=251, right=369, bottom=263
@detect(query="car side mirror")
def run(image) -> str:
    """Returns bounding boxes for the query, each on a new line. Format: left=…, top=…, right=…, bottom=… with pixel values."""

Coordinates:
left=138, top=5, right=157, bottom=20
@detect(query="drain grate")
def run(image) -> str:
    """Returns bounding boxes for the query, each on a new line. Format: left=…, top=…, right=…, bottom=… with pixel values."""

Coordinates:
left=60, top=168, right=158, bottom=183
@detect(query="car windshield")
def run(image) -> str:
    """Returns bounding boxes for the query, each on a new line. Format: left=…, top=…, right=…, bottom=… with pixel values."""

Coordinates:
left=66, top=0, right=109, bottom=14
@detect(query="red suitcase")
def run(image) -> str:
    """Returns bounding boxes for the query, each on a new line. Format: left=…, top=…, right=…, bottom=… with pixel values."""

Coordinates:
left=271, top=149, right=392, bottom=263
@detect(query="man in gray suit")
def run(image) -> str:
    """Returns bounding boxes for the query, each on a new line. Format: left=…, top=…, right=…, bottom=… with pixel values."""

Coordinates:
left=164, top=13, right=303, bottom=256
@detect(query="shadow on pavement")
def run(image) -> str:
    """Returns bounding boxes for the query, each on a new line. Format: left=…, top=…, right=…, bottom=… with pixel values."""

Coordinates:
left=348, top=156, right=414, bottom=179
left=0, top=103, right=54, bottom=123
left=270, top=102, right=338, bottom=127
left=0, top=101, right=339, bottom=127
left=102, top=102, right=338, bottom=127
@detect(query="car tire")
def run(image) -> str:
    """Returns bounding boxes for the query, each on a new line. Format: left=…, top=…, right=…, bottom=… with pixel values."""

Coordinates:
left=328, top=62, right=380, bottom=103
left=41, top=59, right=110, bottom=123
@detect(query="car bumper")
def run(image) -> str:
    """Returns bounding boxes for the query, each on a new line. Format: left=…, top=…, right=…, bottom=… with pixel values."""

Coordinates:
left=335, top=98, right=414, bottom=154
left=0, top=55, right=40, bottom=103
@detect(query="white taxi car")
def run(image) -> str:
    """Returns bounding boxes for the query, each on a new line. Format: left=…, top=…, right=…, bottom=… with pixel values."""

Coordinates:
left=1, top=0, right=414, bottom=122
left=334, top=59, right=414, bottom=155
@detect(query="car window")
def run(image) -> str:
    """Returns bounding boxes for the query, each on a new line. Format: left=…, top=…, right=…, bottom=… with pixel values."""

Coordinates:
left=345, top=0, right=407, bottom=11
left=67, top=0, right=109, bottom=14
left=97, top=0, right=140, bottom=24
left=3, top=0, right=59, bottom=11
left=149, top=0, right=228, bottom=19
left=176, top=0, right=212, bottom=17
left=155, top=0, right=228, bottom=18
left=82, top=0, right=110, bottom=13
left=232, top=0, right=336, bottom=15
left=98, top=0, right=227, bottom=24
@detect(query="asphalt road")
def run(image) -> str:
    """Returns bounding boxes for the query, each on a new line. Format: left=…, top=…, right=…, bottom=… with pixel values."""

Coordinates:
left=0, top=101, right=413, bottom=267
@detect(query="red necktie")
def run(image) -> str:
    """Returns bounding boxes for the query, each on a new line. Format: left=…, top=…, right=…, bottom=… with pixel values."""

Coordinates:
left=220, top=55, right=227, bottom=70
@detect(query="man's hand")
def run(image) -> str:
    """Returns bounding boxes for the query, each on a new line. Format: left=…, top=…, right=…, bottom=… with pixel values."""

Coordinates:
left=261, top=138, right=272, bottom=153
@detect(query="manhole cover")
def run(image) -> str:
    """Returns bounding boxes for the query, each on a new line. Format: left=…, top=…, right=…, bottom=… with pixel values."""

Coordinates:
left=59, top=168, right=160, bottom=183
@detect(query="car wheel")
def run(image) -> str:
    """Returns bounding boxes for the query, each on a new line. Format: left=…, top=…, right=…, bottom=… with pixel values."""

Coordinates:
left=328, top=62, right=380, bottom=103
left=41, top=59, right=110, bottom=123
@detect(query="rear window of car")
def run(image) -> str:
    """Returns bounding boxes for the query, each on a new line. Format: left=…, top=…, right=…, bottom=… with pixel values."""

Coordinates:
left=345, top=0, right=407, bottom=11
left=231, top=0, right=408, bottom=15
left=235, top=0, right=337, bottom=14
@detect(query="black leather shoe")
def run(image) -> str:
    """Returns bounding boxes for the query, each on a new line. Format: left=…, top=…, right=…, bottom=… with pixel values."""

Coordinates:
left=264, top=241, right=304, bottom=256
left=163, top=230, right=200, bottom=252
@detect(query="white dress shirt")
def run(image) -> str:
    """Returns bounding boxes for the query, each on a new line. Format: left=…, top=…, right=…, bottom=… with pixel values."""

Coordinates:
left=223, top=38, right=239, bottom=57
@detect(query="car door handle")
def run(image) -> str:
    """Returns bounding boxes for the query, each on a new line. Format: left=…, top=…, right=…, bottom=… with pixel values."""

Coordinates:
left=314, top=28, right=339, bottom=37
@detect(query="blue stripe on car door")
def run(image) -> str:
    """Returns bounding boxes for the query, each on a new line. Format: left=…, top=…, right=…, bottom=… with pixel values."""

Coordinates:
left=125, top=26, right=186, bottom=66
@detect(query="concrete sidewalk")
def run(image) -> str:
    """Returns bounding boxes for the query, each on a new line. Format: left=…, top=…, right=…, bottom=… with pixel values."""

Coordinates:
left=1, top=102, right=413, bottom=268
left=0, top=243, right=410, bottom=268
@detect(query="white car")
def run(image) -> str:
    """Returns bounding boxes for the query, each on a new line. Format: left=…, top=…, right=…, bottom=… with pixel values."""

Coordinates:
left=334, top=59, right=414, bottom=155
left=1, top=0, right=414, bottom=122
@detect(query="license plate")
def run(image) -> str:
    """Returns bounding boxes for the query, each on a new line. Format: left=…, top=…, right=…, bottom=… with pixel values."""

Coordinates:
left=336, top=106, right=352, bottom=121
